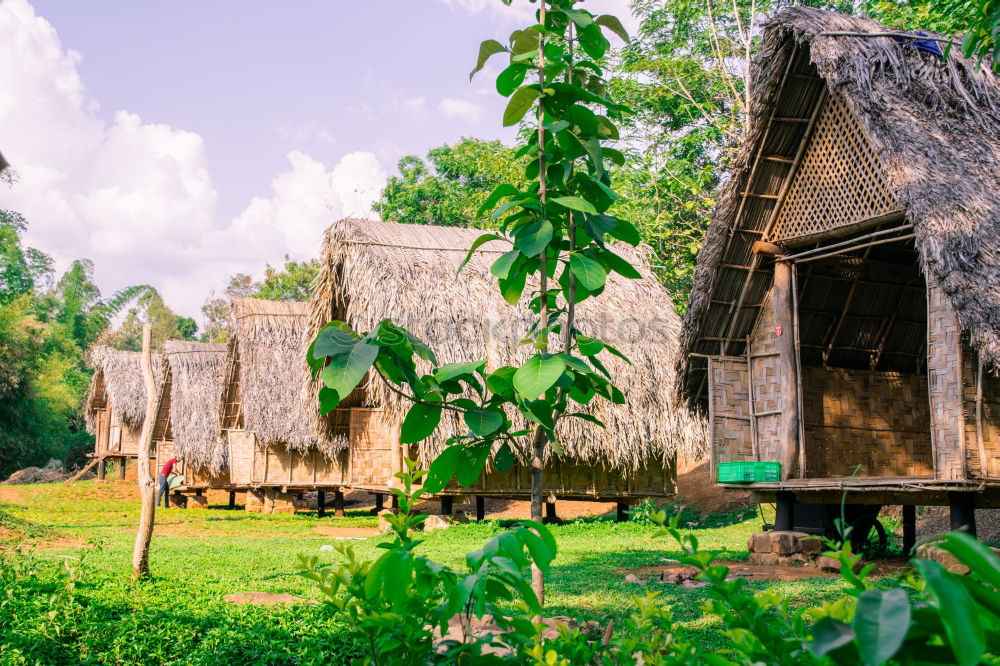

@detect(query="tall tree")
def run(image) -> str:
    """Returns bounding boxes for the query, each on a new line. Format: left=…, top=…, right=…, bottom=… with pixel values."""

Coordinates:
left=255, top=256, right=319, bottom=302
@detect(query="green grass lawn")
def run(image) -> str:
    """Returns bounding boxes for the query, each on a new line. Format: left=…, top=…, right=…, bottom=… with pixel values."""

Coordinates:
left=1, top=482, right=851, bottom=665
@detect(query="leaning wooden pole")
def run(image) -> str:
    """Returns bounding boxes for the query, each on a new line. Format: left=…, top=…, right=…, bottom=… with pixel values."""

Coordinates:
left=132, top=325, right=158, bottom=580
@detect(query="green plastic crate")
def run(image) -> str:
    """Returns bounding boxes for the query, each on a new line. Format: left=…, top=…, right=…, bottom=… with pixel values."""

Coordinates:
left=717, top=461, right=781, bottom=483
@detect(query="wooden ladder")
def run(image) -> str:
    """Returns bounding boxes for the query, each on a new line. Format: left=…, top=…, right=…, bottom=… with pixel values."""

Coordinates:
left=64, top=455, right=106, bottom=486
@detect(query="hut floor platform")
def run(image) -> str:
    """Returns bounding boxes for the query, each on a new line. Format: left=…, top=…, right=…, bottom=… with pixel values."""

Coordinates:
left=732, top=477, right=1000, bottom=506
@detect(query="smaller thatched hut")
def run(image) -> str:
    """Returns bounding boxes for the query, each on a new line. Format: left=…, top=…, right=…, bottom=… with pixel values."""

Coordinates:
left=307, top=218, right=707, bottom=504
left=220, top=297, right=348, bottom=502
left=680, top=7, right=1000, bottom=539
left=84, top=346, right=163, bottom=479
left=151, top=341, right=228, bottom=494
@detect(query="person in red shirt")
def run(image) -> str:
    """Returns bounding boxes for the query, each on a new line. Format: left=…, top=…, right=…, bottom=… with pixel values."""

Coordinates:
left=157, top=458, right=177, bottom=508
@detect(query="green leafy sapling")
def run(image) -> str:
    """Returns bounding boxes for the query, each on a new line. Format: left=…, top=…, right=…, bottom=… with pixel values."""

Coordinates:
left=308, top=0, right=639, bottom=603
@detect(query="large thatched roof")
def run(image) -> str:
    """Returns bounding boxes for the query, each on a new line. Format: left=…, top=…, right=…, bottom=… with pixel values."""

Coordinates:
left=224, top=297, right=336, bottom=455
left=309, top=217, right=707, bottom=471
left=153, top=340, right=228, bottom=474
left=682, top=7, right=1000, bottom=390
left=84, top=346, right=164, bottom=432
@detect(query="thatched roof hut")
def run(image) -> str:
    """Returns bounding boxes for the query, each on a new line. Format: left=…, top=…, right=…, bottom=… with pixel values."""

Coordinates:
left=679, top=8, right=1000, bottom=508
left=683, top=7, right=1000, bottom=389
left=220, top=297, right=335, bottom=455
left=309, top=217, right=707, bottom=473
left=151, top=340, right=228, bottom=475
left=84, top=345, right=163, bottom=434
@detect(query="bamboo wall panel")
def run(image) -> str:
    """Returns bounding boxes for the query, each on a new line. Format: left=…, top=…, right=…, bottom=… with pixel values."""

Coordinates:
left=802, top=366, right=932, bottom=477
left=771, top=93, right=899, bottom=243
left=227, top=430, right=254, bottom=486
left=927, top=281, right=966, bottom=480
left=709, top=358, right=755, bottom=464
left=460, top=458, right=673, bottom=498
left=119, top=425, right=141, bottom=455
left=961, top=345, right=1000, bottom=478
left=348, top=408, right=396, bottom=486
left=94, top=409, right=109, bottom=455
left=750, top=299, right=783, bottom=463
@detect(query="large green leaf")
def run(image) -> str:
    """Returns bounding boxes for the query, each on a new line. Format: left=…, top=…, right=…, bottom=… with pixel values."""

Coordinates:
left=457, top=443, right=491, bottom=486
left=499, top=270, right=527, bottom=305
left=319, top=341, right=378, bottom=399
left=423, top=445, right=462, bottom=493
left=576, top=334, right=605, bottom=356
left=496, top=64, right=529, bottom=97
left=853, top=588, right=910, bottom=666
left=318, top=386, right=341, bottom=415
left=458, top=233, right=505, bottom=275
left=551, top=195, right=597, bottom=214
left=513, top=354, right=565, bottom=400
left=477, top=184, right=520, bottom=217
left=464, top=409, right=504, bottom=436
left=491, top=250, right=521, bottom=279
left=503, top=87, right=541, bottom=127
left=914, top=559, right=986, bottom=666
left=494, top=443, right=516, bottom=472
left=470, top=39, right=507, bottom=80
left=809, top=618, right=856, bottom=659
left=569, top=253, right=607, bottom=291
left=436, top=360, right=486, bottom=383
left=599, top=248, right=641, bottom=279
left=400, top=402, right=443, bottom=444
left=940, top=532, right=1000, bottom=590
left=312, top=322, right=360, bottom=360
left=515, top=219, right=553, bottom=258
left=595, top=14, right=630, bottom=42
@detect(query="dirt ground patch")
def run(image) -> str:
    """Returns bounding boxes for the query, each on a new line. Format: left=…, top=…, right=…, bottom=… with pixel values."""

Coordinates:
left=677, top=462, right=753, bottom=515
left=310, top=526, right=380, bottom=538
left=619, top=558, right=910, bottom=583
left=223, top=592, right=314, bottom=605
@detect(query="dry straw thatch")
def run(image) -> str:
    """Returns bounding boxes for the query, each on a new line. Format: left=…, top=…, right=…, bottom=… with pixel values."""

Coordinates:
left=225, top=297, right=339, bottom=456
left=84, top=346, right=163, bottom=433
left=154, top=340, right=228, bottom=475
left=682, top=8, right=1000, bottom=379
left=309, top=217, right=708, bottom=471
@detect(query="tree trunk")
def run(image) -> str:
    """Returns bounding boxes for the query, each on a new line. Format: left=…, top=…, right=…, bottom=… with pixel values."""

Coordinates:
left=132, top=325, right=158, bottom=580
left=530, top=426, right=547, bottom=606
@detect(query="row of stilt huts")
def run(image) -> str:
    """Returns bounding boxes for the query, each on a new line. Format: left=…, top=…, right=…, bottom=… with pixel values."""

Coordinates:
left=85, top=218, right=705, bottom=514
left=87, top=8, right=1000, bottom=535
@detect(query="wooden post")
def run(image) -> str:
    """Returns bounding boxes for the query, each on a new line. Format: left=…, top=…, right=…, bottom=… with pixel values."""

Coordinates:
left=118, top=460, right=126, bottom=481
left=390, top=493, right=399, bottom=513
left=131, top=325, right=158, bottom=580
left=97, top=459, right=106, bottom=481
left=773, top=262, right=800, bottom=480
left=902, top=505, right=916, bottom=556
left=372, top=493, right=384, bottom=514
left=615, top=501, right=629, bottom=523
left=543, top=500, right=558, bottom=524
left=317, top=490, right=326, bottom=518
left=228, top=491, right=236, bottom=510
left=949, top=492, right=977, bottom=538
left=775, top=491, right=795, bottom=531
left=475, top=496, right=485, bottom=521
left=440, top=496, right=453, bottom=516
left=333, top=490, right=345, bottom=518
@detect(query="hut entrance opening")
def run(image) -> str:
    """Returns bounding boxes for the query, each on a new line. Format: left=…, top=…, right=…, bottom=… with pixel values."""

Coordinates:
left=791, top=234, right=932, bottom=479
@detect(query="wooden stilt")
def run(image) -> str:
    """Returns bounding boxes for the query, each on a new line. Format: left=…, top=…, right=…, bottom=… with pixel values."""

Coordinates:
left=440, top=496, right=453, bottom=516
left=475, top=496, right=485, bottom=521
left=949, top=492, right=977, bottom=538
left=616, top=501, right=629, bottom=523
left=118, top=460, right=127, bottom=481
left=333, top=490, right=345, bottom=518
left=317, top=490, right=326, bottom=518
left=543, top=501, right=558, bottom=524
left=391, top=494, right=399, bottom=513
left=775, top=491, right=795, bottom=531
left=97, top=459, right=106, bottom=481
left=902, top=505, right=916, bottom=556
left=228, top=491, right=236, bottom=510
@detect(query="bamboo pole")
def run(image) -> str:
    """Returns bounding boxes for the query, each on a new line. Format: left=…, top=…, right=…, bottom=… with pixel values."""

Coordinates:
left=773, top=262, right=799, bottom=480
left=132, top=325, right=157, bottom=580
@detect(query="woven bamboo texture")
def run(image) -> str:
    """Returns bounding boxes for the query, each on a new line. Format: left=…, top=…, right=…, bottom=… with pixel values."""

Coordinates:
left=771, top=93, right=899, bottom=243
left=452, top=458, right=673, bottom=498
left=927, top=281, right=967, bottom=480
left=802, top=366, right=932, bottom=477
left=961, top=344, right=1000, bottom=478
left=249, top=442, right=348, bottom=486
left=750, top=300, right=784, bottom=463
left=709, top=358, right=755, bottom=463
left=93, top=409, right=110, bottom=455
left=348, top=409, right=396, bottom=487
left=227, top=430, right=255, bottom=486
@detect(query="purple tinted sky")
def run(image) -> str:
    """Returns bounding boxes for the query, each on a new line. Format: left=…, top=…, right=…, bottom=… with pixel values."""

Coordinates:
left=28, top=0, right=522, bottom=221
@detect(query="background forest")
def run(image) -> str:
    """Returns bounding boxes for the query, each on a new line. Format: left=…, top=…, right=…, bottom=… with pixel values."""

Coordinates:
left=0, top=0, right=991, bottom=479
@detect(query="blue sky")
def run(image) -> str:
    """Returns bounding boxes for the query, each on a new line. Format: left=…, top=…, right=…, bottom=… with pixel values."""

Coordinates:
left=0, top=0, right=636, bottom=320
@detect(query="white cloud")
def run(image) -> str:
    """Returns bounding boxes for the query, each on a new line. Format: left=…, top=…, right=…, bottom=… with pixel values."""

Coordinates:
left=440, top=0, right=640, bottom=40
left=0, top=0, right=387, bottom=322
left=438, top=97, right=484, bottom=123
left=277, top=121, right=338, bottom=147
left=402, top=96, right=427, bottom=114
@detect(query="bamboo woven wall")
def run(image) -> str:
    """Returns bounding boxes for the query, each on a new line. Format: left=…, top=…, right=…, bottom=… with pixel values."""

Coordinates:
left=709, top=357, right=754, bottom=464
left=802, top=366, right=932, bottom=477
left=119, top=424, right=141, bottom=455
left=348, top=408, right=397, bottom=487
left=962, top=344, right=1000, bottom=478
left=251, top=443, right=347, bottom=486
left=458, top=458, right=674, bottom=498
left=770, top=93, right=899, bottom=244
left=750, top=300, right=784, bottom=464
left=228, top=430, right=254, bottom=486
left=927, top=281, right=967, bottom=480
